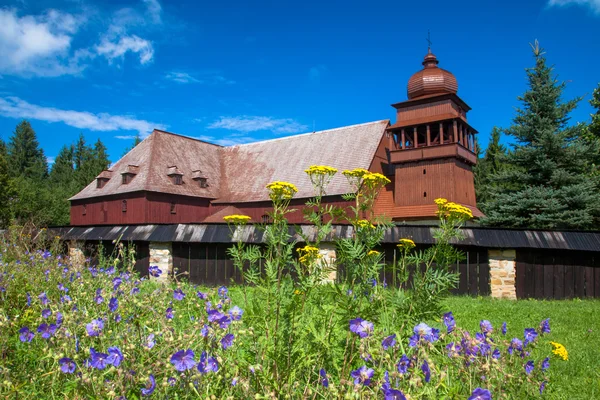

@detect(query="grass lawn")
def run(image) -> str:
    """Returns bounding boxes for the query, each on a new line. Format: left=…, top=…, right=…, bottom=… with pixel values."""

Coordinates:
left=444, top=296, right=600, bottom=399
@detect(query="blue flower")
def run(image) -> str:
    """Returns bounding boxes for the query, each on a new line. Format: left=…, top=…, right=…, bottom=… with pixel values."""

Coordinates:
left=446, top=342, right=462, bottom=358
left=542, top=357, right=550, bottom=371
left=508, top=338, right=523, bottom=355
left=59, top=357, right=76, bottom=374
left=384, top=389, right=406, bottom=400
left=141, top=374, right=156, bottom=396
left=443, top=312, right=456, bottom=333
left=397, top=354, right=411, bottom=374
left=19, top=327, right=35, bottom=342
left=480, top=320, right=493, bottom=334
left=382, top=334, right=396, bottom=350
left=539, top=381, right=547, bottom=394
left=170, top=349, right=196, bottom=371
left=197, top=351, right=219, bottom=374
left=37, top=323, right=57, bottom=339
left=350, top=365, right=374, bottom=386
left=421, top=360, right=431, bottom=383
left=349, top=318, right=374, bottom=338
left=109, top=297, right=119, bottom=312
left=319, top=368, right=329, bottom=387
left=173, top=289, right=185, bottom=301
left=146, top=334, right=156, bottom=349
left=525, top=360, right=534, bottom=375
left=89, top=348, right=110, bottom=370
left=107, top=347, right=124, bottom=367
left=524, top=328, right=538, bottom=346
left=148, top=265, right=162, bottom=277
left=41, top=309, right=52, bottom=319
left=221, top=333, right=235, bottom=350
left=218, top=286, right=228, bottom=298
left=26, top=292, right=31, bottom=307
left=166, top=307, right=174, bottom=319
left=229, top=306, right=243, bottom=321
left=86, top=319, right=104, bottom=337
left=197, top=291, right=207, bottom=300
left=94, top=288, right=104, bottom=304
left=38, top=292, right=49, bottom=306
left=492, top=349, right=501, bottom=359
left=468, top=388, right=492, bottom=400
left=409, top=323, right=438, bottom=347
left=539, top=318, right=550, bottom=334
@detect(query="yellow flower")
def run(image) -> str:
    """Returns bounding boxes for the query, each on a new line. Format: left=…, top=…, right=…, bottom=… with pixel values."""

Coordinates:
left=362, top=172, right=391, bottom=186
left=436, top=200, right=473, bottom=220
left=434, top=198, right=448, bottom=206
left=550, top=342, right=568, bottom=361
left=367, top=250, right=380, bottom=256
left=342, top=168, right=370, bottom=179
left=223, top=214, right=252, bottom=225
left=297, top=245, right=321, bottom=265
left=305, top=165, right=338, bottom=176
left=356, top=219, right=375, bottom=229
left=266, top=181, right=298, bottom=201
left=294, top=289, right=305, bottom=295
left=397, top=238, right=416, bottom=250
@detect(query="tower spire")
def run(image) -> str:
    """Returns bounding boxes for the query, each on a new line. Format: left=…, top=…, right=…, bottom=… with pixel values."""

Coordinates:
left=426, top=30, right=432, bottom=52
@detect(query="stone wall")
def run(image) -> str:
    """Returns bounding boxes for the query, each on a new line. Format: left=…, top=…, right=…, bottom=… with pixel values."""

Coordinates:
left=68, top=240, right=85, bottom=268
left=149, top=242, right=172, bottom=282
left=488, top=249, right=516, bottom=299
left=319, top=243, right=337, bottom=283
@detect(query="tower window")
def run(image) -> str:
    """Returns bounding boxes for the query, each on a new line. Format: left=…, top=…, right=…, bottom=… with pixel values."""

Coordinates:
left=423, top=192, right=427, bottom=198
left=423, top=168, right=426, bottom=175
left=97, top=178, right=109, bottom=188
left=171, top=175, right=183, bottom=185
left=122, top=174, right=134, bottom=185
left=170, top=202, right=177, bottom=214
left=82, top=204, right=87, bottom=216
left=122, top=200, right=127, bottom=212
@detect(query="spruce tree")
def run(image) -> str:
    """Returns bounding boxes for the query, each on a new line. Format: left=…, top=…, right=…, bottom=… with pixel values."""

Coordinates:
left=122, top=134, right=142, bottom=156
left=474, top=127, right=507, bottom=207
left=0, top=139, right=14, bottom=227
left=482, top=42, right=600, bottom=229
left=7, top=120, right=48, bottom=179
left=586, top=83, right=600, bottom=140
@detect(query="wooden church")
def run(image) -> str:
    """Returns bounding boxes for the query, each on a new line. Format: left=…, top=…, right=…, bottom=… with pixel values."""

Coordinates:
left=69, top=50, right=482, bottom=226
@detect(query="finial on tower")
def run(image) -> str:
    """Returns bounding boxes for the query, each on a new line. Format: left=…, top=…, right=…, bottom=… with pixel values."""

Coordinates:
left=426, top=30, right=432, bottom=52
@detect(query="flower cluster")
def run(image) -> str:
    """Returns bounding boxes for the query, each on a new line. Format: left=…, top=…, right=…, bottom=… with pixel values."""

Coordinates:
left=550, top=341, right=568, bottom=361
left=304, top=165, right=338, bottom=176
left=435, top=198, right=474, bottom=220
left=223, top=214, right=252, bottom=225
left=397, top=238, right=416, bottom=250
left=356, top=219, right=375, bottom=229
left=296, top=245, right=321, bottom=265
left=266, top=181, right=298, bottom=201
left=361, top=172, right=391, bottom=187
left=342, top=168, right=370, bottom=179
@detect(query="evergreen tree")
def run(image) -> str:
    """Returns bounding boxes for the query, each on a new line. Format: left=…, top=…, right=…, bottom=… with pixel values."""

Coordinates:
left=93, top=139, right=110, bottom=172
left=122, top=134, right=142, bottom=156
left=474, top=127, right=507, bottom=207
left=586, top=83, right=600, bottom=140
left=482, top=42, right=600, bottom=229
left=7, top=120, right=48, bottom=179
left=0, top=139, right=14, bottom=227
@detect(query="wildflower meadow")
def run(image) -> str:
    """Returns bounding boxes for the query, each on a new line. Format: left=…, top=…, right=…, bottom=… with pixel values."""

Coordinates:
left=0, top=166, right=594, bottom=399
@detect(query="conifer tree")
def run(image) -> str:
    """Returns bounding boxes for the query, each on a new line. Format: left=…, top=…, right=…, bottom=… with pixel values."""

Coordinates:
left=122, top=134, right=142, bottom=156
left=0, top=139, right=14, bottom=227
left=586, top=83, right=600, bottom=140
left=474, top=127, right=507, bottom=207
left=482, top=42, right=600, bottom=229
left=7, top=120, right=48, bottom=179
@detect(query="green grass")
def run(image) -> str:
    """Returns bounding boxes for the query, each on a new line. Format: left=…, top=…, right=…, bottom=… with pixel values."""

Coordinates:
left=444, top=296, right=600, bottom=399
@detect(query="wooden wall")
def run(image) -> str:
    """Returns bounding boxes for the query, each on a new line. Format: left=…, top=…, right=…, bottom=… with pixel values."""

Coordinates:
left=516, top=249, right=600, bottom=299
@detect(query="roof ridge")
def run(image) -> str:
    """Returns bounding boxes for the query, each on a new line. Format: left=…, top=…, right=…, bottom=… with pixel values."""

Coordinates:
left=229, top=120, right=390, bottom=148
left=153, top=129, right=224, bottom=147
left=143, top=132, right=159, bottom=192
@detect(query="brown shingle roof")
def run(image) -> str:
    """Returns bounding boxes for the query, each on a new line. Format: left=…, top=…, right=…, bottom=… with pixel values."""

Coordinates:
left=70, top=120, right=389, bottom=203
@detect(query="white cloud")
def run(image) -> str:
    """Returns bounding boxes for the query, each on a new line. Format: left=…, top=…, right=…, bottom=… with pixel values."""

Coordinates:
left=309, top=65, right=327, bottom=81
left=95, top=34, right=154, bottom=65
left=0, top=8, right=87, bottom=77
left=165, top=71, right=235, bottom=85
left=46, top=156, right=55, bottom=165
left=208, top=116, right=308, bottom=134
left=143, top=0, right=162, bottom=24
left=0, top=96, right=166, bottom=136
left=548, top=0, right=600, bottom=13
left=115, top=135, right=139, bottom=140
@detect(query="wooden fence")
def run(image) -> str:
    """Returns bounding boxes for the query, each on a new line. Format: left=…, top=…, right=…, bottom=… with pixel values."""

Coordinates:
left=516, top=249, right=600, bottom=299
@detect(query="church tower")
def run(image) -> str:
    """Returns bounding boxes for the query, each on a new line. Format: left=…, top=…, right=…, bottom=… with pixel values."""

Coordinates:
left=384, top=49, right=482, bottom=220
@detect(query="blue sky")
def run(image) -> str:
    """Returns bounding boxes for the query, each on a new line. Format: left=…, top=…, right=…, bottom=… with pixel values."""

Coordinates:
left=0, top=0, right=599, bottom=166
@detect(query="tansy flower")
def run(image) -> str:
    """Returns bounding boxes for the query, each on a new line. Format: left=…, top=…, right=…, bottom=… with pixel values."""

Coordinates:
left=266, top=181, right=298, bottom=201
left=297, top=245, right=321, bottom=265
left=356, top=219, right=375, bottom=229
left=397, top=238, right=416, bottom=250
left=223, top=214, right=252, bottom=225
left=550, top=341, right=568, bottom=361
left=367, top=250, right=380, bottom=256
left=305, top=165, right=338, bottom=176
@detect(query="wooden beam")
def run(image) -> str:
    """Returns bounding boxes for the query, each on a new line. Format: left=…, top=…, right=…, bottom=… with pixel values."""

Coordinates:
left=439, top=122, right=444, bottom=143
left=453, top=120, right=458, bottom=143
left=426, top=124, right=431, bottom=146
left=413, top=127, right=418, bottom=148
left=401, top=129, right=405, bottom=150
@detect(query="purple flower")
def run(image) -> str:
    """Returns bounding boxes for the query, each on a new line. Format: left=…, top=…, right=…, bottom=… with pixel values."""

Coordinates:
left=56, top=311, right=64, bottom=326
left=525, top=360, right=534, bottom=375
left=166, top=307, right=174, bottom=319
left=542, top=357, right=550, bottom=371
left=26, top=292, right=31, bottom=306
left=37, top=323, right=57, bottom=339
left=94, top=288, right=104, bottom=304
left=319, top=368, right=329, bottom=387
left=208, top=309, right=224, bottom=323
left=107, top=347, right=123, bottom=367
left=109, top=297, right=119, bottom=312
left=170, top=349, right=196, bottom=371
left=221, top=333, right=235, bottom=350
left=382, top=334, right=396, bottom=350
left=501, top=322, right=507, bottom=335
left=218, top=286, right=228, bottom=298
left=443, top=312, right=456, bottom=333
left=492, top=349, right=501, bottom=359
left=421, top=360, right=431, bottom=383
left=38, top=292, right=49, bottom=306
left=146, top=334, right=156, bottom=349
left=42, top=309, right=52, bottom=319
left=59, top=357, right=76, bottom=374
left=468, top=388, right=492, bottom=400
left=149, top=265, right=162, bottom=277
left=173, top=289, right=185, bottom=301
left=141, top=374, right=156, bottom=396
left=86, top=318, right=104, bottom=337
left=508, top=338, right=523, bottom=355
left=232, top=377, right=238, bottom=386
left=112, top=277, right=122, bottom=290
left=480, top=320, right=493, bottom=334
left=19, top=327, right=35, bottom=342
left=384, top=389, right=406, bottom=400
left=351, top=365, right=374, bottom=386
left=196, top=291, right=207, bottom=300
left=168, top=377, right=176, bottom=386
left=349, top=318, right=374, bottom=338
left=409, top=323, right=438, bottom=347
left=229, top=306, right=243, bottom=320
left=446, top=342, right=462, bottom=358
left=397, top=355, right=411, bottom=374
left=197, top=351, right=219, bottom=374
left=524, top=328, right=538, bottom=346
left=539, top=318, right=550, bottom=334
left=130, top=287, right=140, bottom=295
left=540, top=381, right=546, bottom=394
left=89, top=348, right=110, bottom=370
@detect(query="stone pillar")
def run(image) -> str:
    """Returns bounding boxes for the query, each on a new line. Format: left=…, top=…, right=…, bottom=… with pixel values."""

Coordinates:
left=149, top=242, right=173, bottom=282
left=319, top=243, right=337, bottom=283
left=68, top=240, right=85, bottom=267
left=488, top=249, right=517, bottom=299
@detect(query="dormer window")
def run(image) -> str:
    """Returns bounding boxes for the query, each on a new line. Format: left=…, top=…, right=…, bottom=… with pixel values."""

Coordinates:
left=121, top=165, right=139, bottom=185
left=167, top=166, right=184, bottom=185
left=192, top=170, right=208, bottom=188
left=96, top=170, right=113, bottom=188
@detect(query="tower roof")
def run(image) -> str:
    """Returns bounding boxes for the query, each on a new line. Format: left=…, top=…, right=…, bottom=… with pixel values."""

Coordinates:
left=407, top=50, right=458, bottom=100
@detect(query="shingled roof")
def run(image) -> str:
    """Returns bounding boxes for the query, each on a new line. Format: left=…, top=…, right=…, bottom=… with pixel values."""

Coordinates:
left=70, top=120, right=390, bottom=203
left=70, top=130, right=223, bottom=200
left=216, top=120, right=390, bottom=203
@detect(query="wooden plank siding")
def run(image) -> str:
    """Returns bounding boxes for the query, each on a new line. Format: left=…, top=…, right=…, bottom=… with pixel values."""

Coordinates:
left=516, top=249, right=599, bottom=299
